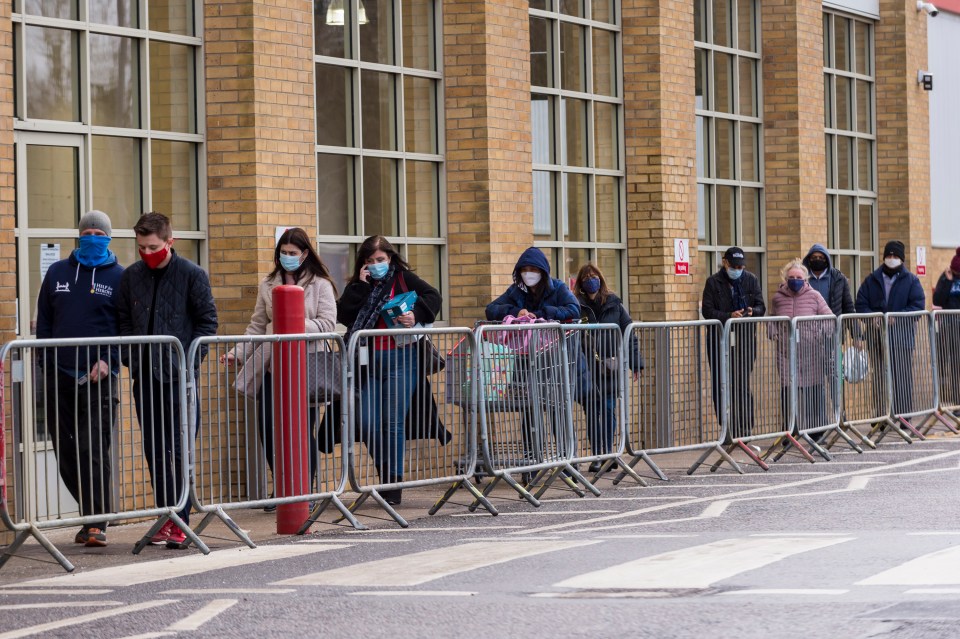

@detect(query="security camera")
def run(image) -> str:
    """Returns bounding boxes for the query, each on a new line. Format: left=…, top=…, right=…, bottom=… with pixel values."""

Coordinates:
left=917, top=1, right=940, bottom=16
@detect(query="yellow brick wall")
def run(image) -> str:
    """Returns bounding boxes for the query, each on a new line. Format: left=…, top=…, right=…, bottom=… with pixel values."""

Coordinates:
left=443, top=0, right=534, bottom=327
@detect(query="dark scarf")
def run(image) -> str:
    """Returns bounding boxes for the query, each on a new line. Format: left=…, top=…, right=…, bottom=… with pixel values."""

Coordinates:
left=727, top=271, right=747, bottom=311
left=345, top=264, right=397, bottom=342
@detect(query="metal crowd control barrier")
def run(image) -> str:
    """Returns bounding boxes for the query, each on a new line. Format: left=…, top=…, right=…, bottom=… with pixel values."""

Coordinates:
left=466, top=322, right=582, bottom=509
left=187, top=333, right=360, bottom=546
left=689, top=316, right=805, bottom=474
left=344, top=327, right=494, bottom=528
left=0, top=336, right=207, bottom=573
left=885, top=311, right=957, bottom=439
left=934, top=310, right=960, bottom=424
left=565, top=324, right=639, bottom=487
left=617, top=321, right=726, bottom=481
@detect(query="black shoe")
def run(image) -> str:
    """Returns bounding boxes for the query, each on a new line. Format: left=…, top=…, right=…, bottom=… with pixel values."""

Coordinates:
left=520, top=472, right=534, bottom=486
left=263, top=504, right=277, bottom=513
left=380, top=489, right=402, bottom=506
left=588, top=461, right=603, bottom=473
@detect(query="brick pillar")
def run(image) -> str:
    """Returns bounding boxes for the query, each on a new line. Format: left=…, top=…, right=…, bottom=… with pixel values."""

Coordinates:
left=205, top=0, right=318, bottom=334
left=621, top=0, right=699, bottom=321
left=0, top=0, right=14, bottom=545
left=875, top=0, right=932, bottom=298
left=443, top=0, right=533, bottom=327
left=761, top=0, right=827, bottom=294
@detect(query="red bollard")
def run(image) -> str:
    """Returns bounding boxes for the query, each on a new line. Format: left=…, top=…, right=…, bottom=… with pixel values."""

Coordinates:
left=271, top=285, right=310, bottom=534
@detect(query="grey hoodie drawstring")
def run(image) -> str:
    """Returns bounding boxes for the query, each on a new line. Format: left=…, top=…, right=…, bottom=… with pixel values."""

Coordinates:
left=75, top=260, right=98, bottom=292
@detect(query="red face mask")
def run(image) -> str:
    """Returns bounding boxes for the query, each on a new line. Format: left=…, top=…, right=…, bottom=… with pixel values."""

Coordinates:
left=139, top=245, right=169, bottom=269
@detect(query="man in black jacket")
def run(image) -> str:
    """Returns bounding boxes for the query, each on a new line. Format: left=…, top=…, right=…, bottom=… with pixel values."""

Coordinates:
left=701, top=247, right=766, bottom=440
left=802, top=243, right=855, bottom=316
left=117, top=212, right=218, bottom=548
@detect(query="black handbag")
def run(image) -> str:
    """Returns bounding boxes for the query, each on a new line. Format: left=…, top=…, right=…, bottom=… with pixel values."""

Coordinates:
left=306, top=350, right=342, bottom=402
left=420, top=337, right=446, bottom=375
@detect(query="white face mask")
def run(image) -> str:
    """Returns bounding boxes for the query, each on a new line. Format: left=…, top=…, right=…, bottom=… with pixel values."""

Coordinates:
left=884, top=257, right=903, bottom=270
left=520, top=271, right=542, bottom=287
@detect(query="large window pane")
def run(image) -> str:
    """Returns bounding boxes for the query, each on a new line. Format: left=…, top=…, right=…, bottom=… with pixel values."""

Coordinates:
left=713, top=0, right=732, bottom=47
left=837, top=196, right=855, bottom=250
left=698, top=184, right=711, bottom=241
left=149, top=42, right=196, bottom=134
left=741, top=187, right=761, bottom=246
left=855, top=21, right=871, bottom=75
left=595, top=175, right=619, bottom=243
left=318, top=153, right=354, bottom=236
left=361, top=70, right=396, bottom=151
left=859, top=202, right=874, bottom=253
left=713, top=52, right=734, bottom=114
left=836, top=135, right=853, bottom=191
left=592, top=29, right=616, bottom=97
left=715, top=118, right=735, bottom=180
left=563, top=173, right=589, bottom=242
left=856, top=79, right=871, bottom=134
left=716, top=185, right=736, bottom=246
left=594, top=101, right=618, bottom=170
left=25, top=27, right=80, bottom=122
left=24, top=0, right=75, bottom=19
left=593, top=0, right=615, bottom=24
left=740, top=122, right=759, bottom=182
left=405, top=245, right=442, bottom=315
left=316, top=64, right=353, bottom=148
left=315, top=0, right=350, bottom=58
left=402, top=0, right=435, bottom=70
left=737, top=0, right=756, bottom=52
left=695, top=49, right=709, bottom=110
left=562, top=98, right=588, bottom=167
left=532, top=94, right=555, bottom=164
left=90, top=35, right=141, bottom=129
left=835, top=76, right=852, bottom=131
left=738, top=58, right=756, bottom=117
left=362, top=158, right=398, bottom=236
left=533, top=171, right=555, bottom=240
left=857, top=139, right=873, bottom=191
left=149, top=0, right=195, bottom=36
left=92, top=136, right=142, bottom=231
left=360, top=0, right=395, bottom=65
left=90, top=0, right=138, bottom=28
left=404, top=76, right=437, bottom=154
left=151, top=140, right=198, bottom=233
left=834, top=17, right=851, bottom=72
left=560, top=0, right=584, bottom=18
left=25, top=145, right=79, bottom=229
left=530, top=16, right=553, bottom=88
left=564, top=247, right=590, bottom=283
left=596, top=249, right=621, bottom=293
left=405, top=161, right=439, bottom=236
left=560, top=22, right=585, bottom=92
left=696, top=116, right=709, bottom=178
left=694, top=0, right=706, bottom=43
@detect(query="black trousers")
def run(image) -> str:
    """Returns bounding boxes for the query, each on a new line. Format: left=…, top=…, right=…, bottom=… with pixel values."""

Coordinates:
left=708, top=332, right=757, bottom=441
left=44, top=368, right=116, bottom=530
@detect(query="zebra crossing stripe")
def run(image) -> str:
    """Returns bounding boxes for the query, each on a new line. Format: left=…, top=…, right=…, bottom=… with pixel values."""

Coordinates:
left=555, top=536, right=853, bottom=590
left=274, top=540, right=598, bottom=587
left=857, top=545, right=960, bottom=586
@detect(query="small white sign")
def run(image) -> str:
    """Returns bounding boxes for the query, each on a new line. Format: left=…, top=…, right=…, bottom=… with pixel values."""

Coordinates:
left=916, top=246, right=926, bottom=276
left=674, top=239, right=690, bottom=276
left=275, top=226, right=293, bottom=245
left=40, top=243, right=60, bottom=282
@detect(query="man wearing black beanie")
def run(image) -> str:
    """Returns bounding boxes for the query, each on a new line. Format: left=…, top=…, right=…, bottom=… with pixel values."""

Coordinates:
left=855, top=238, right=925, bottom=424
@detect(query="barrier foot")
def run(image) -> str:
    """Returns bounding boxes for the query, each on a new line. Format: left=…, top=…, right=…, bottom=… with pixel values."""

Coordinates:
left=196, top=508, right=255, bottom=548
left=0, top=526, right=74, bottom=573
left=133, top=515, right=171, bottom=555
left=369, top=490, right=409, bottom=528
left=929, top=412, right=960, bottom=435
left=166, top=512, right=210, bottom=554
left=897, top=416, right=926, bottom=441
left=468, top=475, right=501, bottom=512
left=610, top=457, right=649, bottom=487
left=769, top=438, right=791, bottom=463
left=463, top=481, right=499, bottom=516
left=843, top=422, right=876, bottom=450
left=801, top=433, right=832, bottom=461
left=831, top=425, right=864, bottom=453
left=501, top=473, right=541, bottom=507
left=639, top=453, right=668, bottom=481
left=564, top=463, right=601, bottom=496
left=430, top=480, right=499, bottom=517
left=735, top=441, right=770, bottom=471
left=533, top=468, right=584, bottom=499
left=334, top=492, right=370, bottom=524
left=784, top=433, right=815, bottom=463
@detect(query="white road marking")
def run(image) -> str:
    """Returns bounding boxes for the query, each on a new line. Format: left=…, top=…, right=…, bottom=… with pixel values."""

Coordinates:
left=166, top=599, right=238, bottom=631
left=353, top=591, right=477, bottom=597
left=14, top=544, right=350, bottom=588
left=596, top=534, right=700, bottom=539
left=0, top=589, right=114, bottom=595
left=116, top=633, right=175, bottom=639
left=299, top=538, right=413, bottom=543
left=275, top=540, right=598, bottom=587
left=0, top=602, right=122, bottom=610
left=555, top=536, right=853, bottom=590
left=568, top=501, right=731, bottom=534
left=750, top=532, right=851, bottom=537
left=718, top=589, right=848, bottom=596
left=451, top=510, right=617, bottom=517
left=905, top=588, right=960, bottom=594
left=0, top=599, right=174, bottom=639
left=907, top=532, right=960, bottom=536
left=515, top=448, right=960, bottom=535
left=541, top=496, right=695, bottom=502
left=344, top=526, right=523, bottom=533
left=161, top=588, right=296, bottom=595
left=858, top=545, right=960, bottom=585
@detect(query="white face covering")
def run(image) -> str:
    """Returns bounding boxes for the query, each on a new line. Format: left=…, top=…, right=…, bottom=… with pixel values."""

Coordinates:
left=520, top=271, right=542, bottom=287
left=884, top=257, right=903, bottom=270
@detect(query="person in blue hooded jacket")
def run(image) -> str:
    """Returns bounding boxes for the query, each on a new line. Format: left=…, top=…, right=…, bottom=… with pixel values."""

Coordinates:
left=855, top=240, right=926, bottom=418
left=485, top=247, right=580, bottom=322
left=35, top=210, right=123, bottom=548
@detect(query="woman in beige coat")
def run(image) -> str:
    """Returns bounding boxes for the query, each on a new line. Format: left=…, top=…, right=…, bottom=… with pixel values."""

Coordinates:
left=221, top=228, right=337, bottom=504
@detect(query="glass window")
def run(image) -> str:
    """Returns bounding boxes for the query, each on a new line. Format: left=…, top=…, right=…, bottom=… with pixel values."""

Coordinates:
left=824, top=12, right=876, bottom=287
left=149, top=42, right=196, bottom=134
left=92, top=136, right=142, bottom=231
left=403, top=76, right=437, bottom=154
left=25, top=145, right=80, bottom=229
left=90, top=35, right=141, bottom=129
left=24, top=0, right=76, bottom=19
left=316, top=64, right=353, bottom=147
left=152, top=140, right=198, bottom=232
left=149, top=0, right=195, bottom=37
left=402, top=0, right=435, bottom=70
left=361, top=70, right=397, bottom=151
left=530, top=2, right=626, bottom=292
left=90, top=0, right=138, bottom=28
left=360, top=0, right=395, bottom=65
left=24, top=27, right=80, bottom=122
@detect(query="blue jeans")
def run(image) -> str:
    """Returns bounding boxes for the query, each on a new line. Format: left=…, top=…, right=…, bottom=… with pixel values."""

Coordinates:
left=360, top=347, right=418, bottom=482
left=581, top=390, right=618, bottom=456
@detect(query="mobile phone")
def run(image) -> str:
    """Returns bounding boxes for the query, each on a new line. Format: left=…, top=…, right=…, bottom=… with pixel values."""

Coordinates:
left=77, top=374, right=89, bottom=386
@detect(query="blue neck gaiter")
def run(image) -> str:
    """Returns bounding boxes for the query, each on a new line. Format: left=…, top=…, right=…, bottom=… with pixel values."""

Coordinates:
left=76, top=235, right=112, bottom=267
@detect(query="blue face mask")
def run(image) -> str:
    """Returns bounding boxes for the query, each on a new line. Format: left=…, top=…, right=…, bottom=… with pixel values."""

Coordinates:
left=367, top=262, right=390, bottom=280
left=76, top=235, right=111, bottom=267
left=787, top=278, right=805, bottom=293
left=726, top=267, right=743, bottom=281
left=582, top=277, right=601, bottom=294
left=279, top=254, right=302, bottom=272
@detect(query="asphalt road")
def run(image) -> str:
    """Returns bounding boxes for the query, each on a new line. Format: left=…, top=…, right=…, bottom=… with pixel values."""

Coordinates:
left=3, top=435, right=960, bottom=638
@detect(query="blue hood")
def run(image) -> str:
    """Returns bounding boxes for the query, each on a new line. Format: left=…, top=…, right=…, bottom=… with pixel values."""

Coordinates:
left=513, top=247, right=551, bottom=286
left=803, top=243, right=833, bottom=271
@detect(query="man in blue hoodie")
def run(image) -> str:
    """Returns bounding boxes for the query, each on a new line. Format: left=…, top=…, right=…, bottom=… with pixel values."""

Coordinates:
left=35, top=210, right=124, bottom=548
left=802, top=244, right=855, bottom=316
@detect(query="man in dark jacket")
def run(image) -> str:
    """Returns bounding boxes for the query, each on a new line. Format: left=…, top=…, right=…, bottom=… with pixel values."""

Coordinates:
left=701, top=247, right=766, bottom=440
left=855, top=240, right=925, bottom=418
left=117, top=212, right=218, bottom=548
left=933, top=248, right=960, bottom=409
left=802, top=244, right=855, bottom=316
left=36, top=210, right=123, bottom=548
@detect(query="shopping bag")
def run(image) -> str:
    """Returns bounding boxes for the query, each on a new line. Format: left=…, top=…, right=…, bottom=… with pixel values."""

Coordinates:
left=306, top=350, right=342, bottom=402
